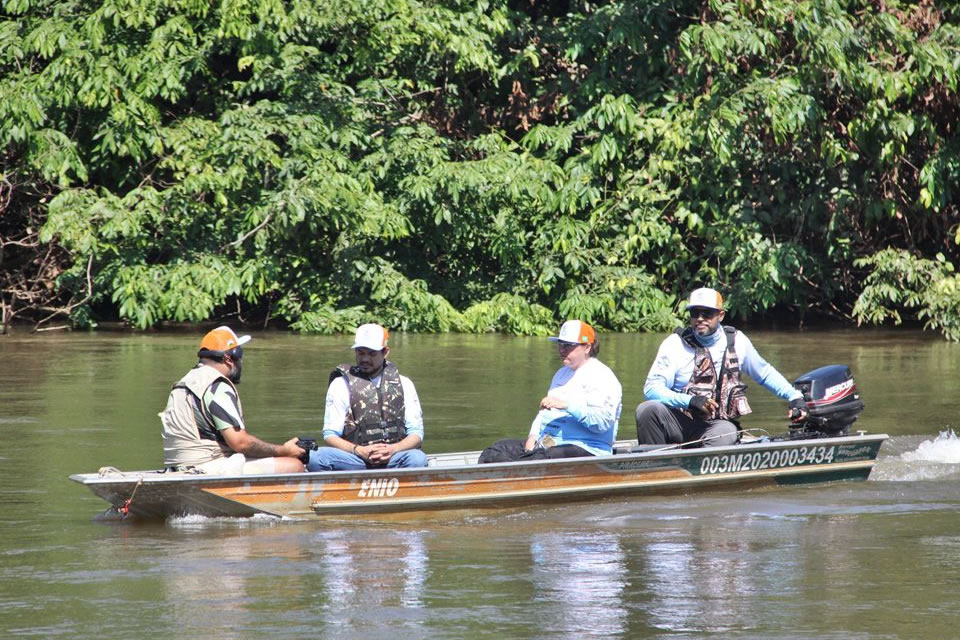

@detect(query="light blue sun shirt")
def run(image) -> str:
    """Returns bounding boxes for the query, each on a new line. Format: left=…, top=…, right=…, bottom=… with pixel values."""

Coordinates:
left=643, top=326, right=802, bottom=410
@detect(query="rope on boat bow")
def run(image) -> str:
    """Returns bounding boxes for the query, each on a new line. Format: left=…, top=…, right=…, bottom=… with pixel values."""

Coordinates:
left=115, top=478, right=143, bottom=518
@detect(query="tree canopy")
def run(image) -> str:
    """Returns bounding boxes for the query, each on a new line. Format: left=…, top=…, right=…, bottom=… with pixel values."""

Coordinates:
left=2, top=0, right=959, bottom=337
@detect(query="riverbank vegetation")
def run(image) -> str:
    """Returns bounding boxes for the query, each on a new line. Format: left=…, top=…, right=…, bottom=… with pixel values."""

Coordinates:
left=2, top=0, right=959, bottom=337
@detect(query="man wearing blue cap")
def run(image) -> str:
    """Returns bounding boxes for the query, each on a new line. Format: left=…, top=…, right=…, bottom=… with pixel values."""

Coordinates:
left=635, top=288, right=807, bottom=447
left=307, top=323, right=428, bottom=471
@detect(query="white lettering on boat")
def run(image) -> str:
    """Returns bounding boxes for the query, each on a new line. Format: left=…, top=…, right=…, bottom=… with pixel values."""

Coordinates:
left=699, top=446, right=837, bottom=475
left=357, top=477, right=400, bottom=498
left=838, top=444, right=873, bottom=459
left=824, top=379, right=854, bottom=398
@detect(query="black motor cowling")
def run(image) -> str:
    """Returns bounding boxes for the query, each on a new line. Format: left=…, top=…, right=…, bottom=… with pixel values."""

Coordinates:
left=792, top=365, right=865, bottom=435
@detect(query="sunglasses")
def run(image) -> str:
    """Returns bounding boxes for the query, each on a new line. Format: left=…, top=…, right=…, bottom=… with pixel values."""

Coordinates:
left=557, top=341, right=583, bottom=352
left=689, top=308, right=719, bottom=319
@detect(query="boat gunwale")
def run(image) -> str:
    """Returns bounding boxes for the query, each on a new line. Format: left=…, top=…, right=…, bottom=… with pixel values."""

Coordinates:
left=69, top=432, right=890, bottom=487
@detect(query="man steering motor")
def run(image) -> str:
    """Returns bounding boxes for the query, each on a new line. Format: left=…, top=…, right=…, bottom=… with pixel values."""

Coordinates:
left=635, top=287, right=808, bottom=447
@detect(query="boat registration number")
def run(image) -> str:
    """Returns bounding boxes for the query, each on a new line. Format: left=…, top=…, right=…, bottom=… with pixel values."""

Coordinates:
left=700, top=445, right=836, bottom=475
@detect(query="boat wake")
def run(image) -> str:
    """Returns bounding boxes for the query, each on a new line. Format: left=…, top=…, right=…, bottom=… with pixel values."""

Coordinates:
left=873, top=430, right=960, bottom=481
left=167, top=512, right=287, bottom=529
left=901, top=429, right=960, bottom=464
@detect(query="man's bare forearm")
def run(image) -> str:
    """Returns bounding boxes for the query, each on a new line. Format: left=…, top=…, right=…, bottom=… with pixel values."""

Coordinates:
left=238, top=436, right=286, bottom=459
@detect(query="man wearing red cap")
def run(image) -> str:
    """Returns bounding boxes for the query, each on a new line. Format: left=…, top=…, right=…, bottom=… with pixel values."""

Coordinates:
left=306, top=323, right=428, bottom=471
left=479, top=320, right=622, bottom=462
left=635, top=288, right=807, bottom=447
left=159, top=326, right=306, bottom=474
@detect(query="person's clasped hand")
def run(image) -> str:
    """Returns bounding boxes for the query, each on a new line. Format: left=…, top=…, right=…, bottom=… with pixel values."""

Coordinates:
left=366, top=442, right=396, bottom=464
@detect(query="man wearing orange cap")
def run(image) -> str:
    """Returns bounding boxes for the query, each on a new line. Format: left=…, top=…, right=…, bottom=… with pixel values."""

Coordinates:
left=479, top=320, right=622, bottom=462
left=306, top=323, right=427, bottom=471
left=159, top=326, right=306, bottom=474
left=635, top=287, right=807, bottom=447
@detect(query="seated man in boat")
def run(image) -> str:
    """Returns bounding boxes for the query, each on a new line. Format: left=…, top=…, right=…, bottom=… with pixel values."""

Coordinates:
left=635, top=287, right=808, bottom=448
left=479, top=320, right=622, bottom=463
left=159, top=326, right=306, bottom=474
left=306, top=323, right=428, bottom=471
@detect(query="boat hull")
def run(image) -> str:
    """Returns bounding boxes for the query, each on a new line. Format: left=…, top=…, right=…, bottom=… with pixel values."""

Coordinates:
left=70, top=433, right=888, bottom=521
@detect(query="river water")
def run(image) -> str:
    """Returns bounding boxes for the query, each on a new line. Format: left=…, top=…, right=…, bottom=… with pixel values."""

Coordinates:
left=2, top=328, right=960, bottom=639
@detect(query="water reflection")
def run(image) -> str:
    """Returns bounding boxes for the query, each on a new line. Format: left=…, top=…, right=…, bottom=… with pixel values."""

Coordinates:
left=162, top=536, right=251, bottom=640
left=156, top=521, right=313, bottom=639
left=642, top=535, right=757, bottom=633
left=311, top=527, right=428, bottom=610
left=529, top=531, right=627, bottom=638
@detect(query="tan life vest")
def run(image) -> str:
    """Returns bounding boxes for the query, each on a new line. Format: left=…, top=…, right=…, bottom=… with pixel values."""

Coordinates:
left=330, top=361, right=406, bottom=445
left=678, top=326, right=752, bottom=421
left=159, top=364, right=241, bottom=466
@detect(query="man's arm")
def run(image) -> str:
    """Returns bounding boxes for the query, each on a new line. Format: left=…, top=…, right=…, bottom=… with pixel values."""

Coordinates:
left=320, top=378, right=363, bottom=453
left=321, top=376, right=351, bottom=441
left=204, top=380, right=246, bottom=431
left=221, top=428, right=303, bottom=459
left=204, top=381, right=303, bottom=459
left=643, top=335, right=697, bottom=409
left=398, top=376, right=424, bottom=443
left=736, top=332, right=803, bottom=400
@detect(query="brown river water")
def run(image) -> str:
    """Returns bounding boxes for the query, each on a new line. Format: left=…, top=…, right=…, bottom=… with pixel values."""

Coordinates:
left=2, top=328, right=960, bottom=639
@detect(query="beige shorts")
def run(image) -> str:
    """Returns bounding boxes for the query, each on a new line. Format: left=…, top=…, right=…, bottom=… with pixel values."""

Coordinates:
left=196, top=454, right=277, bottom=475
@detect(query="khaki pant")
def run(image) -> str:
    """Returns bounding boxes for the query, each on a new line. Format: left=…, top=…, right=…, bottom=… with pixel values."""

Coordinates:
left=195, top=453, right=277, bottom=475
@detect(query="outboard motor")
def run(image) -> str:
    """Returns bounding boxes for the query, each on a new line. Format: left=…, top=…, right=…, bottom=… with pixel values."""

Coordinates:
left=791, top=365, right=865, bottom=436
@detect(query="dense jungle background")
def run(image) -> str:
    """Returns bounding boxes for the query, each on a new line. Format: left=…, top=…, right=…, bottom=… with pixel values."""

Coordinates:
left=2, top=0, right=959, bottom=337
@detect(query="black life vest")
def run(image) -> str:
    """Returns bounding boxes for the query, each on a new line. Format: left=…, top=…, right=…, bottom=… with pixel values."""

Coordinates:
left=330, top=361, right=407, bottom=445
left=676, top=325, right=752, bottom=421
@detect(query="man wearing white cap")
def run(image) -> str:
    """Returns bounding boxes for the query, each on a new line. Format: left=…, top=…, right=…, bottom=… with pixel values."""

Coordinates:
left=159, top=326, right=306, bottom=474
left=635, top=288, right=807, bottom=447
left=306, top=323, right=428, bottom=470
left=479, top=320, right=622, bottom=463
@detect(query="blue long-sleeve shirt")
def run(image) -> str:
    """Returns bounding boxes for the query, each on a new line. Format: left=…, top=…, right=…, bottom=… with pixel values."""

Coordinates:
left=644, top=327, right=802, bottom=410
left=528, top=358, right=622, bottom=455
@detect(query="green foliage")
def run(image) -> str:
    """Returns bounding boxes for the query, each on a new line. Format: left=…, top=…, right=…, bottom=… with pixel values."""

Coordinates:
left=108, top=256, right=262, bottom=329
left=3, top=0, right=960, bottom=340
left=557, top=267, right=679, bottom=333
left=702, top=217, right=808, bottom=318
left=853, top=249, right=960, bottom=341
left=462, top=293, right=555, bottom=336
left=290, top=305, right=370, bottom=336
left=353, top=258, right=466, bottom=333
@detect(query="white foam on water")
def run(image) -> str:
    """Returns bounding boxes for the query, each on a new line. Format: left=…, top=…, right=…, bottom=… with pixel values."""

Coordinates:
left=901, top=430, right=960, bottom=464
left=870, top=431, right=960, bottom=481
left=167, top=512, right=282, bottom=528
